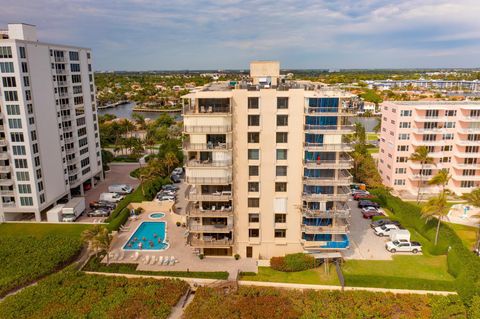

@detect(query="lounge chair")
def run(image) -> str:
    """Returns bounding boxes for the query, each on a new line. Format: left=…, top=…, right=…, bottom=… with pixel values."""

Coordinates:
left=118, top=251, right=125, bottom=261
left=163, top=256, right=170, bottom=265
left=157, top=256, right=164, bottom=265
left=150, top=256, right=157, bottom=265
left=169, top=256, right=176, bottom=265
left=143, top=255, right=150, bottom=265
left=133, top=252, right=141, bottom=261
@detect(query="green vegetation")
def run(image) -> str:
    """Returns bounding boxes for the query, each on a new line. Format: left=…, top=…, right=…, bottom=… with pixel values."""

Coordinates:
left=184, top=286, right=466, bottom=319
left=270, top=253, right=319, bottom=272
left=447, top=223, right=478, bottom=250
left=343, top=255, right=455, bottom=291
left=241, top=266, right=339, bottom=285
left=0, top=223, right=88, bottom=298
left=0, top=268, right=189, bottom=319
left=83, top=254, right=229, bottom=280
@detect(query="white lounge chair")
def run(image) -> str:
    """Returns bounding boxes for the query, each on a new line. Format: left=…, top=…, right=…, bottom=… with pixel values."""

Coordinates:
left=150, top=256, right=157, bottom=265
left=169, top=256, right=176, bottom=265
left=133, top=252, right=141, bottom=261
left=118, top=251, right=125, bottom=261
left=143, top=255, right=150, bottom=265
left=157, top=256, right=164, bottom=265
left=163, top=256, right=170, bottom=265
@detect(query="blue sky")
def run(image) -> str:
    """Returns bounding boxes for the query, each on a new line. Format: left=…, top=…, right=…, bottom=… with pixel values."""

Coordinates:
left=1, top=0, right=480, bottom=70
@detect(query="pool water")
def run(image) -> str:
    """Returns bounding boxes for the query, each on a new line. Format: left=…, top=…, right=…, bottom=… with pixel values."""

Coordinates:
left=150, top=212, right=166, bottom=219
left=123, top=221, right=168, bottom=251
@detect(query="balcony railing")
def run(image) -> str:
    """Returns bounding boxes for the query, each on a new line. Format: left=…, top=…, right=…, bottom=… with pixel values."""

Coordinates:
left=54, top=57, right=66, bottom=62
left=185, top=189, right=232, bottom=201
left=303, top=172, right=353, bottom=186
left=305, top=107, right=357, bottom=116
left=60, top=104, right=70, bottom=110
left=302, top=192, right=350, bottom=202
left=61, top=114, right=71, bottom=121
left=186, top=159, right=232, bottom=168
left=0, top=179, right=14, bottom=187
left=301, top=224, right=349, bottom=234
left=189, top=238, right=233, bottom=247
left=2, top=202, right=16, bottom=207
left=58, top=92, right=69, bottom=98
left=458, top=127, right=480, bottom=133
left=409, top=174, right=433, bottom=181
left=303, top=143, right=353, bottom=152
left=186, top=176, right=232, bottom=185
left=0, top=152, right=9, bottom=160
left=412, top=128, right=446, bottom=134
left=183, top=141, right=232, bottom=151
left=0, top=166, right=11, bottom=173
left=452, top=175, right=480, bottom=181
left=302, top=208, right=351, bottom=219
left=0, top=139, right=7, bottom=147
left=0, top=190, right=15, bottom=196
left=57, top=81, right=68, bottom=86
left=304, top=124, right=354, bottom=133
left=188, top=223, right=234, bottom=232
left=65, top=148, right=76, bottom=155
left=184, top=125, right=232, bottom=134
left=55, top=69, right=67, bottom=74
left=301, top=239, right=349, bottom=249
left=0, top=125, right=4, bottom=131
left=187, top=207, right=233, bottom=218
left=303, top=159, right=353, bottom=169
left=183, top=105, right=232, bottom=115
left=454, top=152, right=479, bottom=158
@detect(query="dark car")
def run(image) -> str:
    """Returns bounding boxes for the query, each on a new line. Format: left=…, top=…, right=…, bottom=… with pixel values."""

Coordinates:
left=89, top=201, right=116, bottom=210
left=87, top=209, right=110, bottom=217
left=362, top=210, right=384, bottom=219
left=358, top=200, right=380, bottom=209
left=353, top=193, right=375, bottom=201
left=162, top=184, right=179, bottom=191
left=170, top=174, right=181, bottom=183
left=371, top=219, right=401, bottom=228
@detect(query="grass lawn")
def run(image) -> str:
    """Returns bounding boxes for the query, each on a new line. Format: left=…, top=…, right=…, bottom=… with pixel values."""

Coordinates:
left=447, top=222, right=478, bottom=250
left=240, top=266, right=340, bottom=286
left=0, top=223, right=90, bottom=297
left=367, top=133, right=379, bottom=141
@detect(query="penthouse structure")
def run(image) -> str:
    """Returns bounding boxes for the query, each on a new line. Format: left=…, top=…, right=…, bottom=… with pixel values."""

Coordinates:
left=378, top=101, right=480, bottom=197
left=182, top=61, right=357, bottom=259
left=0, top=24, right=102, bottom=221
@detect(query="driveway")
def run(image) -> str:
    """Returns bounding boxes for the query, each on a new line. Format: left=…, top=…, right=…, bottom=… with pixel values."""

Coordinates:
left=77, top=164, right=140, bottom=222
left=344, top=199, right=393, bottom=260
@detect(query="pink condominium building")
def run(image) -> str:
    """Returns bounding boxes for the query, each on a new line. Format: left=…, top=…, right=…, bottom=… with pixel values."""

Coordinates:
left=378, top=101, right=480, bottom=197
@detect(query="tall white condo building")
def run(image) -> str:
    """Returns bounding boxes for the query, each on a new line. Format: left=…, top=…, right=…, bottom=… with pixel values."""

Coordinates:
left=0, top=24, right=102, bottom=221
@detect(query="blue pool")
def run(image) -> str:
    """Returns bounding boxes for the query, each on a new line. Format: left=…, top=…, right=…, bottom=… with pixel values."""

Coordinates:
left=150, top=212, right=166, bottom=219
left=123, top=221, right=169, bottom=251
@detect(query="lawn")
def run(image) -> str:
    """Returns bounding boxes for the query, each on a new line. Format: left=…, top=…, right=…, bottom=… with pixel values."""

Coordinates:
left=447, top=222, right=478, bottom=250
left=367, top=133, right=379, bottom=141
left=0, top=223, right=89, bottom=297
left=0, top=269, right=189, bottom=319
left=240, top=266, right=340, bottom=286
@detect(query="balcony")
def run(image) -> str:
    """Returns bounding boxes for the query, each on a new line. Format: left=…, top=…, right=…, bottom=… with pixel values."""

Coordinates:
left=459, top=116, right=480, bottom=122
left=303, top=143, right=353, bottom=152
left=188, top=222, right=234, bottom=232
left=302, top=192, right=351, bottom=202
left=304, top=124, right=354, bottom=134
left=0, top=190, right=15, bottom=196
left=60, top=104, right=70, bottom=110
left=452, top=175, right=480, bottom=181
left=302, top=238, right=349, bottom=250
left=57, top=80, right=68, bottom=86
left=409, top=174, right=433, bottom=181
left=301, top=224, right=349, bottom=234
left=54, top=56, right=66, bottom=62
left=0, top=166, right=11, bottom=173
left=185, top=159, right=232, bottom=168
left=303, top=172, right=353, bottom=186
left=186, top=176, right=232, bottom=185
left=0, top=152, right=9, bottom=160
left=189, top=238, right=233, bottom=247
left=65, top=147, right=76, bottom=155
left=0, top=179, right=14, bottom=187
left=453, top=163, right=479, bottom=169
left=58, top=92, right=69, bottom=98
left=0, top=139, right=7, bottom=147
left=412, top=127, right=446, bottom=134
left=454, top=152, right=478, bottom=158
left=305, top=107, right=357, bottom=116
left=63, top=137, right=75, bottom=144
left=187, top=207, right=233, bottom=218
left=458, top=127, right=480, bottom=134
left=303, top=158, right=353, bottom=169
left=0, top=125, right=4, bottom=131
left=183, top=105, right=231, bottom=115
left=413, top=116, right=448, bottom=122
left=61, top=114, right=71, bottom=121
left=184, top=125, right=232, bottom=134
left=185, top=187, right=232, bottom=201
left=2, top=202, right=16, bottom=207
left=302, top=207, right=350, bottom=219
left=183, top=141, right=232, bottom=151
left=55, top=69, right=67, bottom=75
left=411, top=139, right=445, bottom=146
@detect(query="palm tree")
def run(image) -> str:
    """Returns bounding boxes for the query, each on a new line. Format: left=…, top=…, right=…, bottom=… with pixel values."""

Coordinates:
left=461, top=188, right=480, bottom=252
left=138, top=158, right=164, bottom=196
left=428, top=168, right=451, bottom=194
left=373, top=117, right=381, bottom=133
left=131, top=112, right=146, bottom=130
left=164, top=151, right=179, bottom=174
left=353, top=122, right=366, bottom=144
left=95, top=227, right=113, bottom=264
left=421, top=192, right=450, bottom=245
left=409, top=146, right=434, bottom=204
left=81, top=225, right=104, bottom=255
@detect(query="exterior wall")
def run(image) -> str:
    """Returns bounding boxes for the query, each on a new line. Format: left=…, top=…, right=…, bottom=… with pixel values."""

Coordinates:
left=378, top=101, right=480, bottom=196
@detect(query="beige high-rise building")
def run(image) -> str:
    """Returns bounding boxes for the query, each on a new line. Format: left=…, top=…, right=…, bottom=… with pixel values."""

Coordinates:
left=182, top=61, right=356, bottom=259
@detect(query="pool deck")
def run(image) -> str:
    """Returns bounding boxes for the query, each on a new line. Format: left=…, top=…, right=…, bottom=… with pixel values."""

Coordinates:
left=108, top=200, right=257, bottom=280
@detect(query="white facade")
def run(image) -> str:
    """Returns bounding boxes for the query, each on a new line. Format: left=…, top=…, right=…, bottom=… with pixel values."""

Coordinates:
left=0, top=24, right=102, bottom=221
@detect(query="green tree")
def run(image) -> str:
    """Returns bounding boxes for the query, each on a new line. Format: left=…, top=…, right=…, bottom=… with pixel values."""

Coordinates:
left=421, top=192, right=450, bottom=245
left=163, top=151, right=179, bottom=174
left=373, top=117, right=381, bottom=133
left=409, top=146, right=434, bottom=204
left=81, top=226, right=112, bottom=263
left=353, top=122, right=366, bottom=144
left=428, top=168, right=451, bottom=194
left=461, top=188, right=480, bottom=252
left=131, top=112, right=146, bottom=130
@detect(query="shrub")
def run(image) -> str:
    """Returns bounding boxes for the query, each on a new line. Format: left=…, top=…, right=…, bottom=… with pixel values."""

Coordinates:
left=106, top=207, right=130, bottom=231
left=234, top=254, right=240, bottom=260
left=199, top=254, right=204, bottom=260
left=270, top=253, right=317, bottom=272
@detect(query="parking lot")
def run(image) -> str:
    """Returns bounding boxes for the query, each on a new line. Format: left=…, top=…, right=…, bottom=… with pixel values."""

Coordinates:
left=76, top=163, right=140, bottom=222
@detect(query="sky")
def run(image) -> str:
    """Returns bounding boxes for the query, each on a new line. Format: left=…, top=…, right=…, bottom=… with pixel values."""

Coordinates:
left=1, top=0, right=480, bottom=71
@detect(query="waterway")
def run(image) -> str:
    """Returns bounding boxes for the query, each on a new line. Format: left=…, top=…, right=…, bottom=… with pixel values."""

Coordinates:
left=98, top=102, right=182, bottom=121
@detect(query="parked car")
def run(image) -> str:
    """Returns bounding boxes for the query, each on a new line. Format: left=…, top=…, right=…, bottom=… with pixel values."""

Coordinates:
left=352, top=189, right=369, bottom=196
left=162, top=184, right=179, bottom=191
left=99, top=192, right=125, bottom=203
left=353, top=193, right=375, bottom=201
left=385, top=240, right=422, bottom=253
left=374, top=224, right=400, bottom=236
left=108, top=184, right=134, bottom=194
left=358, top=200, right=380, bottom=209
left=363, top=210, right=384, bottom=219
left=361, top=206, right=378, bottom=214
left=371, top=219, right=401, bottom=229
left=172, top=167, right=183, bottom=176
left=157, top=195, right=175, bottom=201
left=87, top=209, right=110, bottom=217
left=89, top=201, right=116, bottom=210
left=170, top=174, right=181, bottom=183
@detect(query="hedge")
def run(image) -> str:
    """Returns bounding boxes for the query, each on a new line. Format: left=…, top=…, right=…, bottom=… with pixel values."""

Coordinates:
left=0, top=268, right=189, bottom=319
left=270, top=253, right=319, bottom=272
left=83, top=254, right=229, bottom=280
left=343, top=274, right=455, bottom=292
left=371, top=188, right=480, bottom=304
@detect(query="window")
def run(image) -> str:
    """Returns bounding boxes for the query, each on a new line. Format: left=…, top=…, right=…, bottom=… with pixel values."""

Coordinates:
left=19, top=47, right=26, bottom=59
left=277, top=97, right=288, bottom=109
left=445, top=110, right=456, bottom=116
left=275, top=182, right=287, bottom=192
left=248, top=182, right=259, bottom=192
left=33, top=144, right=39, bottom=155
left=21, top=62, right=28, bottom=73
left=87, top=52, right=91, bottom=59
left=397, top=145, right=409, bottom=152
left=276, top=132, right=288, bottom=143
left=249, top=214, right=259, bottom=223
left=70, top=63, right=80, bottom=72
left=12, top=145, right=26, bottom=155
left=36, top=169, right=42, bottom=179
left=248, top=115, right=260, bottom=126
left=249, top=229, right=259, bottom=237
left=444, top=122, right=455, bottom=128
left=30, top=130, right=37, bottom=141
left=10, top=132, right=24, bottom=142
left=20, top=197, right=33, bottom=206
left=396, top=157, right=408, bottom=163
left=4, top=91, right=18, bottom=101
left=277, top=115, right=288, bottom=126
left=467, top=134, right=480, bottom=141
left=276, top=166, right=287, bottom=176
left=395, top=168, right=406, bottom=174
left=276, top=149, right=287, bottom=160
left=73, top=85, right=82, bottom=94
left=16, top=171, right=29, bottom=181
left=399, top=122, right=411, bottom=128
left=275, top=214, right=286, bottom=223
left=274, top=229, right=286, bottom=238
left=443, top=133, right=454, bottom=140
left=466, top=146, right=479, bottom=153
left=18, top=184, right=31, bottom=194
left=6, top=104, right=20, bottom=115
left=462, top=169, right=476, bottom=176
left=423, top=134, right=437, bottom=141
left=248, top=149, right=259, bottom=160
left=400, top=110, right=412, bottom=116
left=441, top=145, right=452, bottom=152
left=25, top=90, right=31, bottom=101
left=426, top=110, right=439, bottom=117
left=248, top=132, right=259, bottom=143
left=38, top=181, right=44, bottom=192
left=2, top=76, right=16, bottom=87
left=0, top=62, right=14, bottom=73
left=394, top=179, right=406, bottom=185
left=71, top=74, right=81, bottom=83
left=14, top=159, right=28, bottom=169
left=8, top=118, right=22, bottom=129
left=0, top=46, right=12, bottom=58
left=40, top=194, right=45, bottom=204
left=398, top=133, right=410, bottom=140
left=248, top=198, right=260, bottom=207
left=74, top=96, right=84, bottom=105
left=23, top=76, right=29, bottom=87
left=249, top=165, right=259, bottom=176
left=461, top=181, right=475, bottom=188
left=248, top=97, right=259, bottom=109
left=69, top=51, right=79, bottom=61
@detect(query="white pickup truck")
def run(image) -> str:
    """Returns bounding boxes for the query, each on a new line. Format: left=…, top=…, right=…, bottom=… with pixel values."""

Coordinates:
left=385, top=240, right=422, bottom=253
left=374, top=224, right=400, bottom=237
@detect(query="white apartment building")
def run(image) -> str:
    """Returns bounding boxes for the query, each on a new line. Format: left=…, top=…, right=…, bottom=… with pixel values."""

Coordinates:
left=0, top=24, right=102, bottom=221
left=378, top=101, right=480, bottom=197
left=182, top=61, right=356, bottom=259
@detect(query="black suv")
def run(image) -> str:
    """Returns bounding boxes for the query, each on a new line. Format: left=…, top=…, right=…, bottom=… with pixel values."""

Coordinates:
left=358, top=200, right=380, bottom=209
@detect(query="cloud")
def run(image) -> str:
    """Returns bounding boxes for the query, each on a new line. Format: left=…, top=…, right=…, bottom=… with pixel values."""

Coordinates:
left=1, top=0, right=479, bottom=69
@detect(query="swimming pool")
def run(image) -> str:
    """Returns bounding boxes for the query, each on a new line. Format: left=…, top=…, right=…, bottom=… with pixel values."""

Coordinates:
left=123, top=221, right=169, bottom=251
left=149, top=212, right=166, bottom=219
